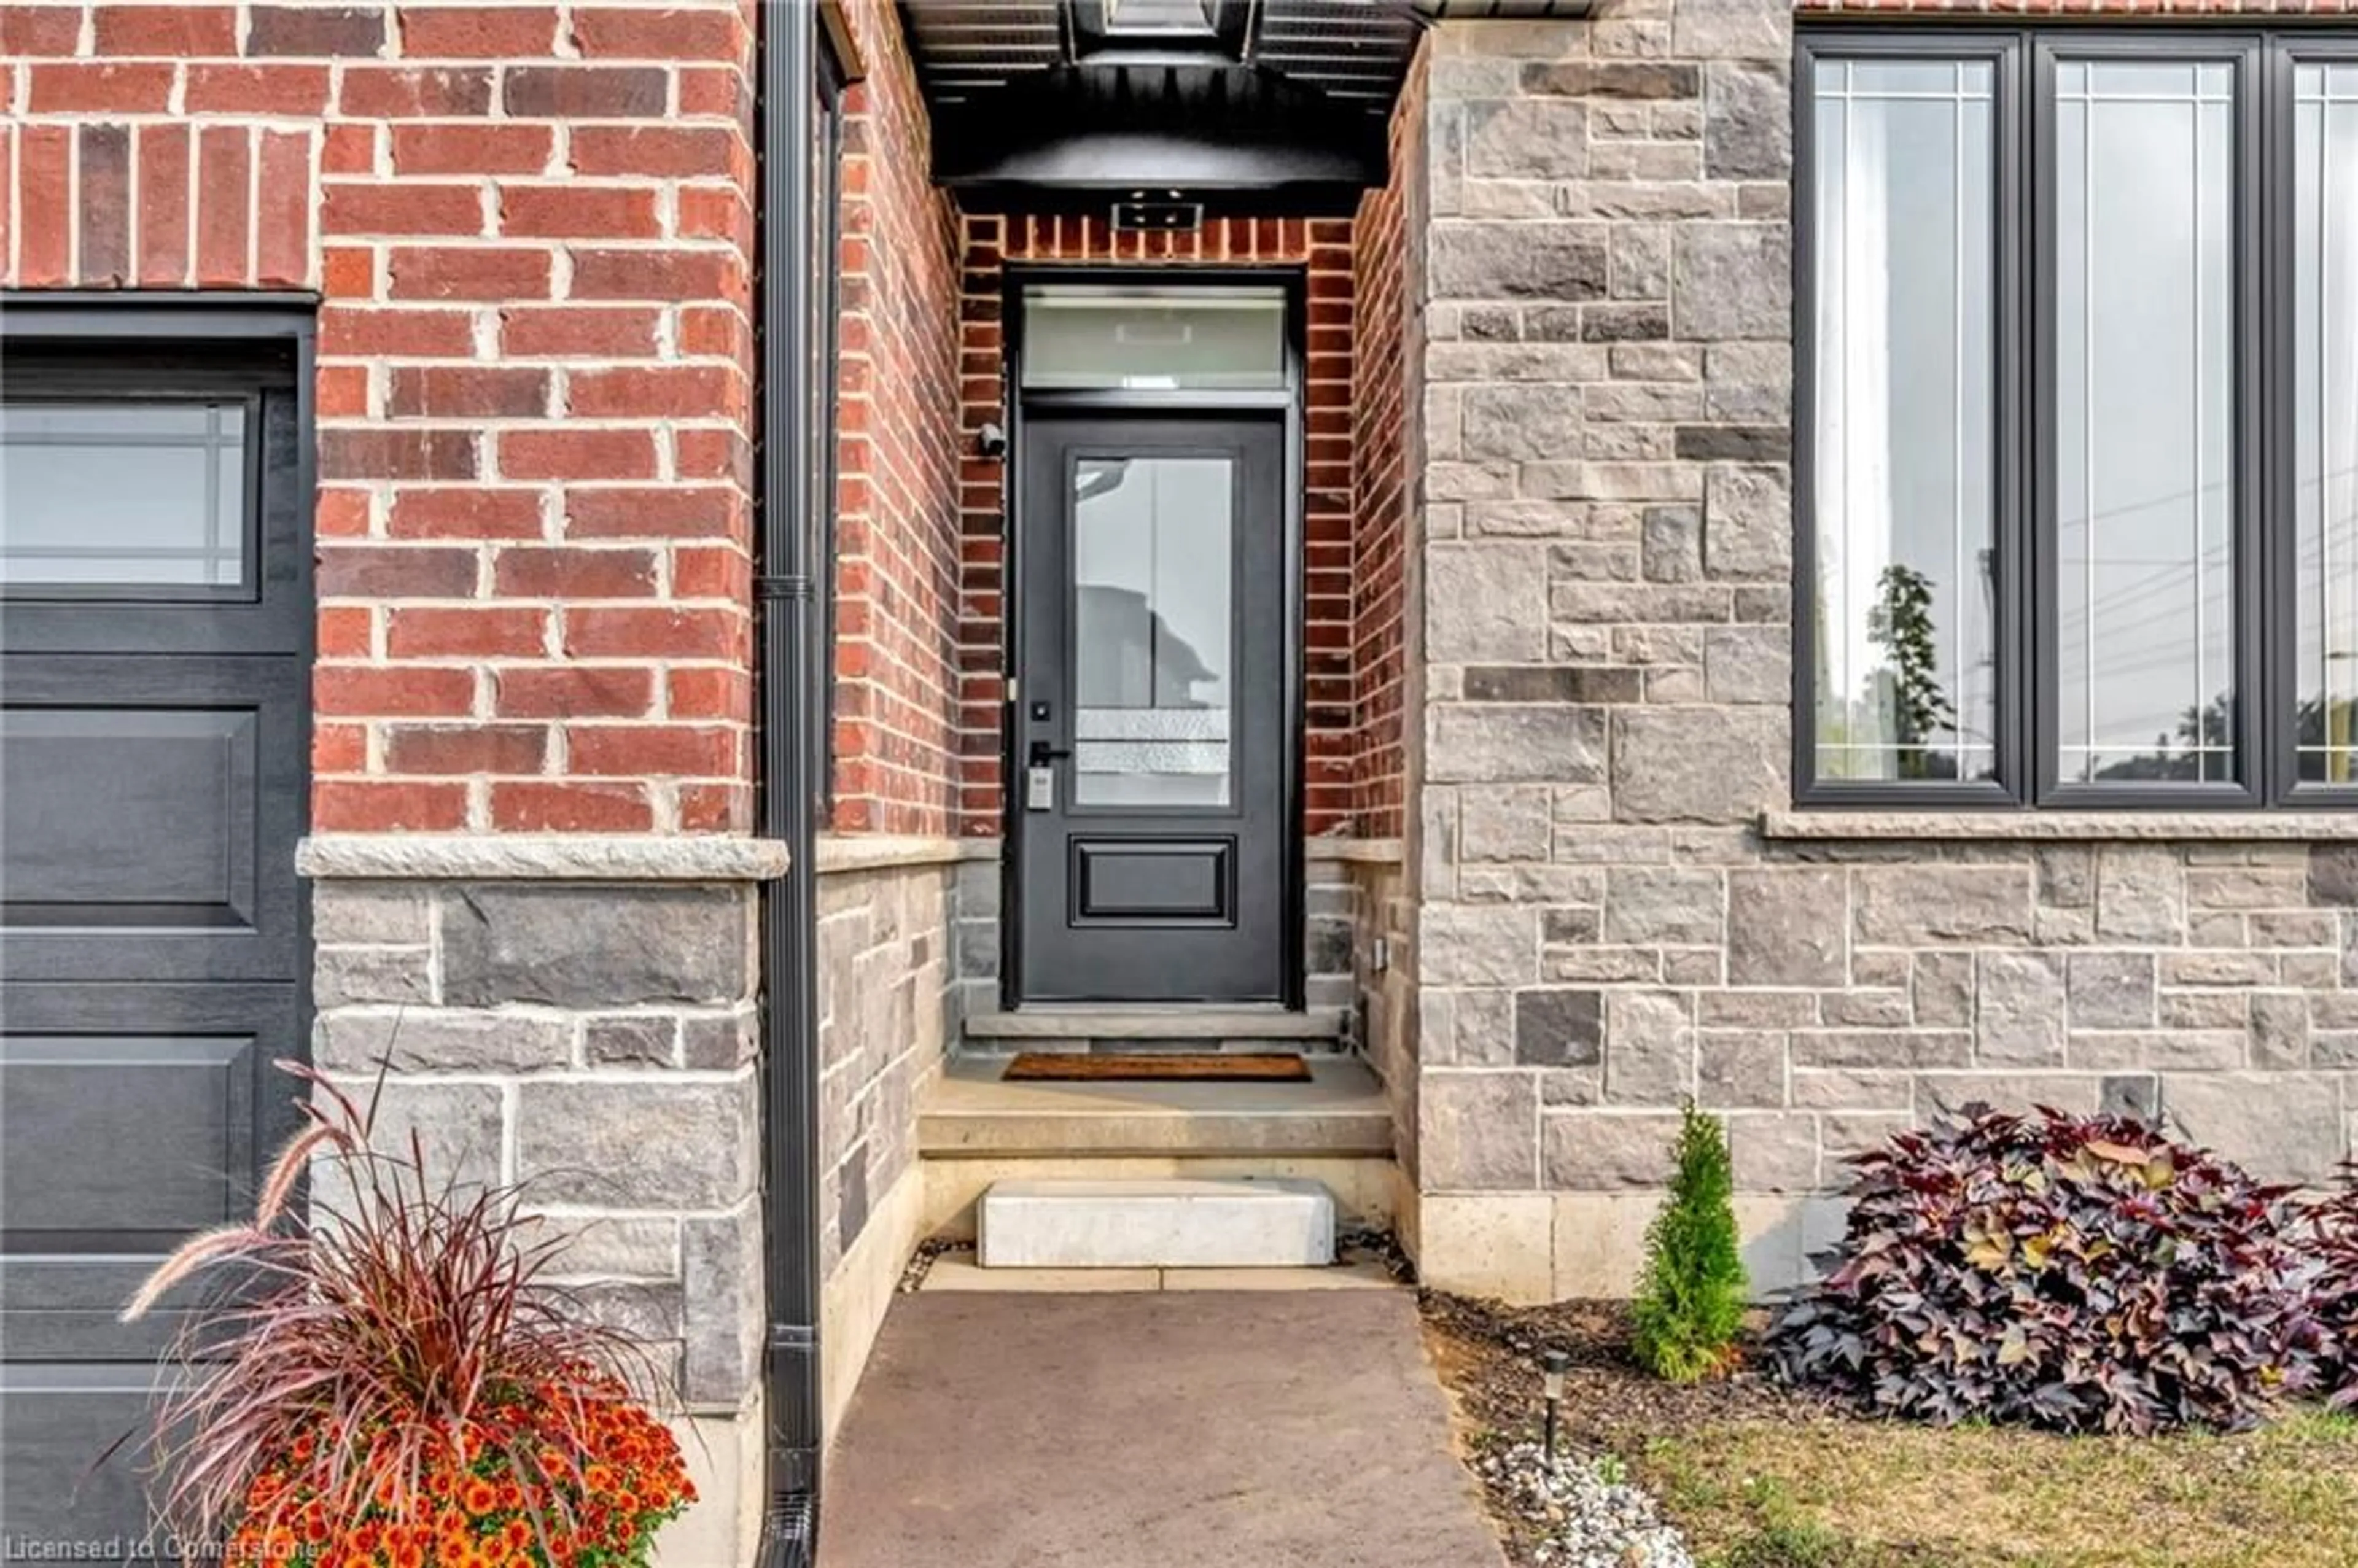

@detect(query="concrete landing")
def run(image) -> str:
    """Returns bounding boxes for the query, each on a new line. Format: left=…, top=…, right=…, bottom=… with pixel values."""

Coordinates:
left=919, top=1054, right=1393, bottom=1158
left=818, top=1290, right=1504, bottom=1568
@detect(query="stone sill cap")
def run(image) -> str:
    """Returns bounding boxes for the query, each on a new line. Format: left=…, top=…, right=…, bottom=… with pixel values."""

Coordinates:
left=1306, top=836, right=1406, bottom=864
left=298, top=834, right=791, bottom=882
left=1761, top=810, right=2358, bottom=843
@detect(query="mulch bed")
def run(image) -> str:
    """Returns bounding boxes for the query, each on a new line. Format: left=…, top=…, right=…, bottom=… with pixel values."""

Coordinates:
left=1420, top=1292, right=1796, bottom=1454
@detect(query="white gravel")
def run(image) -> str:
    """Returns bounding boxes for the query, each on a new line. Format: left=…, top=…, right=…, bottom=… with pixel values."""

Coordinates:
left=1474, top=1440, right=1697, bottom=1568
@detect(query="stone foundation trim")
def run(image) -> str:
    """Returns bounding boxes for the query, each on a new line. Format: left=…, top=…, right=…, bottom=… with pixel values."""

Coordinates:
left=298, top=835, right=791, bottom=882
left=820, top=1161, right=925, bottom=1446
left=1407, top=1189, right=1846, bottom=1306
left=1307, top=837, right=1408, bottom=865
left=815, top=834, right=996, bottom=875
left=652, top=1404, right=763, bottom=1568
left=1761, top=812, right=2358, bottom=843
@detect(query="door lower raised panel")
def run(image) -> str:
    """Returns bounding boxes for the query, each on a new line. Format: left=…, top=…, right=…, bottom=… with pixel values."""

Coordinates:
left=1070, top=837, right=1236, bottom=925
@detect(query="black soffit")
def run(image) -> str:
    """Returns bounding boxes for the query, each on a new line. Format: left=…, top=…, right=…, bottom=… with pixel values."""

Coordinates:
left=902, top=0, right=1593, bottom=213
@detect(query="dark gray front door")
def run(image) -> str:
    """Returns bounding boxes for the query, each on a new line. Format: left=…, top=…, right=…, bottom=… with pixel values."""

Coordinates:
left=1015, top=415, right=1290, bottom=1003
left=0, top=335, right=310, bottom=1558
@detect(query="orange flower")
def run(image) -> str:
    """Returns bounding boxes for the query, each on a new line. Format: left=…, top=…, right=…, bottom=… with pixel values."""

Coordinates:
left=459, top=1477, right=499, bottom=1516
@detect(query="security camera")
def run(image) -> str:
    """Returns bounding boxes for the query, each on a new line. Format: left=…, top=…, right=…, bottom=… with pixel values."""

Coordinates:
left=977, top=422, right=1008, bottom=459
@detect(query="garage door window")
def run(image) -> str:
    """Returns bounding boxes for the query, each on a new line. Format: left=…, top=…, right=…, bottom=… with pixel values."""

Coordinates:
left=0, top=395, right=257, bottom=597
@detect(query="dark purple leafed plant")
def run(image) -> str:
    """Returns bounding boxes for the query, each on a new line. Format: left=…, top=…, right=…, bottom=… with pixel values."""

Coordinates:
left=2307, top=1163, right=2358, bottom=1411
left=1768, top=1104, right=2322, bottom=1435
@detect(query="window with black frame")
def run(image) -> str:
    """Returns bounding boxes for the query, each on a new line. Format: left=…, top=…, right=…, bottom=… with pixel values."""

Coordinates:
left=1797, top=30, right=2358, bottom=810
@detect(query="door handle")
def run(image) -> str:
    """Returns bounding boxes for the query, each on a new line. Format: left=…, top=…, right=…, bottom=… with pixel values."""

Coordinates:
left=1027, top=740, right=1071, bottom=769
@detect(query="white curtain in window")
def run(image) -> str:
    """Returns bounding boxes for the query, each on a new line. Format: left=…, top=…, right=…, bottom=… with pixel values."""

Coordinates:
left=1817, top=91, right=1894, bottom=776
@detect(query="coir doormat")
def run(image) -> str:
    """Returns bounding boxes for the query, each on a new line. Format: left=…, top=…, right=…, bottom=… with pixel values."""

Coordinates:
left=1000, top=1052, right=1312, bottom=1084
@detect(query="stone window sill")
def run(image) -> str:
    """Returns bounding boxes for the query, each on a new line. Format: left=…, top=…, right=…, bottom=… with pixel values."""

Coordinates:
left=1759, top=810, right=2358, bottom=843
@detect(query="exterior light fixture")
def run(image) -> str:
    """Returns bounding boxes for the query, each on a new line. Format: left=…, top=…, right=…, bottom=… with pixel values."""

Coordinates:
left=1072, top=0, right=1250, bottom=60
left=1539, top=1348, right=1569, bottom=1467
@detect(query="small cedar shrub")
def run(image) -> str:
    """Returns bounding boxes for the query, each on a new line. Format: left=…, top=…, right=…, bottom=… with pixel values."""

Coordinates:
left=2308, top=1165, right=2358, bottom=1411
left=1630, top=1102, right=1749, bottom=1383
left=1768, top=1104, right=2321, bottom=1434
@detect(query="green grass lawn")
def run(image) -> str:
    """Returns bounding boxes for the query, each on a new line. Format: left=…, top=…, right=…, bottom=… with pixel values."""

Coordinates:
left=1638, top=1408, right=2358, bottom=1568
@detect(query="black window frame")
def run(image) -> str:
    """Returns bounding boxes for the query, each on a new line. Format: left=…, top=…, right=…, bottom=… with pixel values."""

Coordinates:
left=2269, top=31, right=2358, bottom=810
left=1794, top=24, right=2358, bottom=812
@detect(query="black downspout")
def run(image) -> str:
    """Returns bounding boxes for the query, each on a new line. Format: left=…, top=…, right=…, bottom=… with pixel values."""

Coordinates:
left=754, top=3, right=822, bottom=1566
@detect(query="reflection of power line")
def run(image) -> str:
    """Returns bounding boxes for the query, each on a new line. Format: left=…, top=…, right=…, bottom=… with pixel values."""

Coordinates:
left=1835, top=457, right=2358, bottom=631
left=1827, top=455, right=2358, bottom=742
left=2056, top=510, right=2358, bottom=626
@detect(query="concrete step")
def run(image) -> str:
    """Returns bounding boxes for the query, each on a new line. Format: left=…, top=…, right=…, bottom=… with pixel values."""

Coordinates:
left=918, top=1054, right=1391, bottom=1159
left=978, top=1177, right=1337, bottom=1269
left=962, top=1006, right=1348, bottom=1048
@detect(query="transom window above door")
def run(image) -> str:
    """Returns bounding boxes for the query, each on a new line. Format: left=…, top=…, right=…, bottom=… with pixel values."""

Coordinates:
left=1797, top=30, right=2358, bottom=810
left=1021, top=285, right=1287, bottom=392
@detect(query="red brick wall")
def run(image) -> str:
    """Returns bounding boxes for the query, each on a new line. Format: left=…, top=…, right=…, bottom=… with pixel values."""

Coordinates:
left=4, top=1, right=760, bottom=836
left=1348, top=52, right=1423, bottom=845
left=954, top=214, right=1359, bottom=836
left=827, top=1, right=964, bottom=837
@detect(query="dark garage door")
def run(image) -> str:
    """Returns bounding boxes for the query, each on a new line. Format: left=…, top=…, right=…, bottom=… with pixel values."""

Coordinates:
left=0, top=305, right=311, bottom=1559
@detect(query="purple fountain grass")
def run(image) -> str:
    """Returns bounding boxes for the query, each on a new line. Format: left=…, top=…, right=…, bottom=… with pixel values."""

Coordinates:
left=117, top=1058, right=660, bottom=1549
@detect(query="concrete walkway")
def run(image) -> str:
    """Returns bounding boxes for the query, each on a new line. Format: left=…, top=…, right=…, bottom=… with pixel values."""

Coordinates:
left=818, top=1289, right=1506, bottom=1568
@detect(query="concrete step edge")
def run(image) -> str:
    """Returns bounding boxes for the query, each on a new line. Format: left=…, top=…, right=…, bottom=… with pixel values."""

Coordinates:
left=962, top=1006, right=1348, bottom=1041
left=916, top=1112, right=1397, bottom=1160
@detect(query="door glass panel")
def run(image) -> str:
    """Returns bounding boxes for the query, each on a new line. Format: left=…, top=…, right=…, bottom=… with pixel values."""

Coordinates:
left=1072, top=454, right=1234, bottom=807
left=0, top=401, right=249, bottom=588
left=1023, top=287, right=1286, bottom=390
left=2053, top=58, right=2238, bottom=785
left=2295, top=62, right=2358, bottom=782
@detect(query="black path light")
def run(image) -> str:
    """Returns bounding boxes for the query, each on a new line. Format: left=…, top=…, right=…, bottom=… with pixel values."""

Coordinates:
left=1539, top=1347, right=1570, bottom=1467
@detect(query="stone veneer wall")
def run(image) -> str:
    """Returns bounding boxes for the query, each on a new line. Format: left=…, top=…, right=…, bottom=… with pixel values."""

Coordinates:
left=1350, top=854, right=1419, bottom=1173
left=811, top=842, right=962, bottom=1432
left=1404, top=1, right=2358, bottom=1304
left=815, top=853, right=953, bottom=1271
left=303, top=840, right=776, bottom=1565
